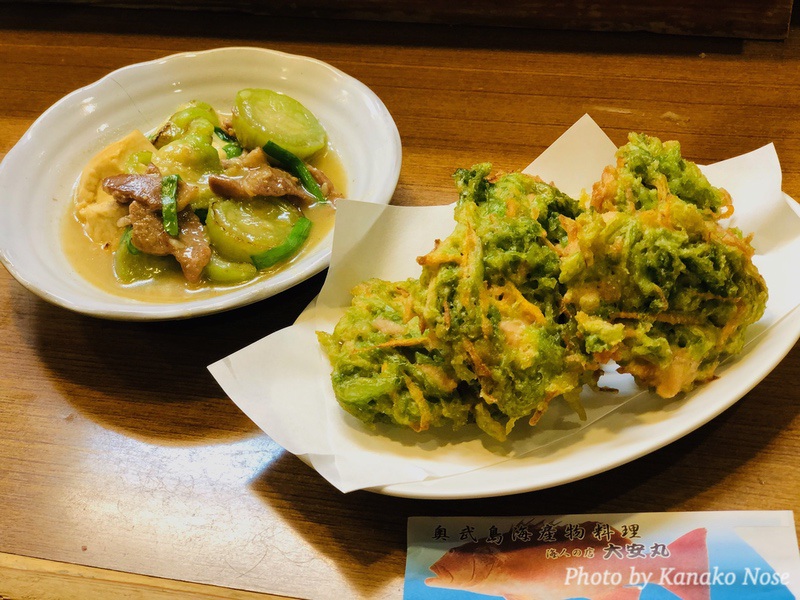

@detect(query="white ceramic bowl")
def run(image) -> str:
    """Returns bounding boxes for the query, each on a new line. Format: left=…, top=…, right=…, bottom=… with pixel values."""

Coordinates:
left=0, top=47, right=401, bottom=320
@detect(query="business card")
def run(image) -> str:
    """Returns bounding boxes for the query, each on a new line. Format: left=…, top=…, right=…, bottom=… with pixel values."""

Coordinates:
left=405, top=511, right=799, bottom=599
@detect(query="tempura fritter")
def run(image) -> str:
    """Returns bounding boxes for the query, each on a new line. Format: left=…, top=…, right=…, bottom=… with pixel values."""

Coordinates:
left=591, top=132, right=733, bottom=219
left=317, top=277, right=472, bottom=434
left=319, top=133, right=768, bottom=441
left=319, top=166, right=595, bottom=441
left=416, top=164, right=594, bottom=440
left=561, top=133, right=768, bottom=397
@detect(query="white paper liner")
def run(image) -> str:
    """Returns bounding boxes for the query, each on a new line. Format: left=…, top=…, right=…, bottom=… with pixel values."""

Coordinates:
left=209, top=115, right=800, bottom=493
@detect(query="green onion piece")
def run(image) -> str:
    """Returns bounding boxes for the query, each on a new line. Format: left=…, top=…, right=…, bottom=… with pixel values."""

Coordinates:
left=263, top=141, right=325, bottom=203
left=214, top=126, right=237, bottom=143
left=214, top=128, right=243, bottom=158
left=161, top=174, right=180, bottom=236
left=250, top=217, right=312, bottom=270
left=223, top=143, right=243, bottom=158
left=120, top=226, right=140, bottom=255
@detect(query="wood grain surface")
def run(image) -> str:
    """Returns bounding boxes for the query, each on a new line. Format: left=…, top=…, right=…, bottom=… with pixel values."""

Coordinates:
left=0, top=4, right=798, bottom=599
left=0, top=552, right=289, bottom=599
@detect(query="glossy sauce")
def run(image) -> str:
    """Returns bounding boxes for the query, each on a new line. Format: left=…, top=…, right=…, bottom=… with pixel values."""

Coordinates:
left=61, top=146, right=343, bottom=303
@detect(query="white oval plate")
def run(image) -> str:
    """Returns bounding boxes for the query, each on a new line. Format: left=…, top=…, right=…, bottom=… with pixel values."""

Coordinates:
left=0, top=47, right=401, bottom=320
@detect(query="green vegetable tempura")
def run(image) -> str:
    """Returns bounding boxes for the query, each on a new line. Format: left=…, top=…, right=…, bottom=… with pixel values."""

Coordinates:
left=590, top=132, right=733, bottom=218
left=319, top=133, right=768, bottom=442
left=318, top=278, right=470, bottom=433
left=416, top=165, right=593, bottom=440
left=564, top=133, right=767, bottom=398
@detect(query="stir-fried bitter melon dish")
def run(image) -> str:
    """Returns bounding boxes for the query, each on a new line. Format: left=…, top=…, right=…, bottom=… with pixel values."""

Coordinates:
left=318, top=133, right=768, bottom=442
left=66, top=89, right=340, bottom=301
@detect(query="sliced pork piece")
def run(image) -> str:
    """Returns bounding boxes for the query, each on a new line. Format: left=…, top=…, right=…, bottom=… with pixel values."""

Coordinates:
left=103, top=169, right=198, bottom=211
left=128, top=201, right=211, bottom=283
left=217, top=147, right=339, bottom=202
left=103, top=172, right=162, bottom=209
left=173, top=210, right=212, bottom=283
left=208, top=164, right=317, bottom=204
left=128, top=201, right=172, bottom=255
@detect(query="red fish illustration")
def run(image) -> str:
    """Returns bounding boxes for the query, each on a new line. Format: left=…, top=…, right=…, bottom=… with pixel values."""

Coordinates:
left=425, top=521, right=709, bottom=600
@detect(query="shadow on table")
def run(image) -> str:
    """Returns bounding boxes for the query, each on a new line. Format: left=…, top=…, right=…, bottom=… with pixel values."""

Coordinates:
left=14, top=270, right=326, bottom=444
left=248, top=344, right=799, bottom=596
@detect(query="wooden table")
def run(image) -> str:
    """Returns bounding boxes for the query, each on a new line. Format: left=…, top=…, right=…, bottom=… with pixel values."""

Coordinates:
left=1, top=4, right=798, bottom=599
